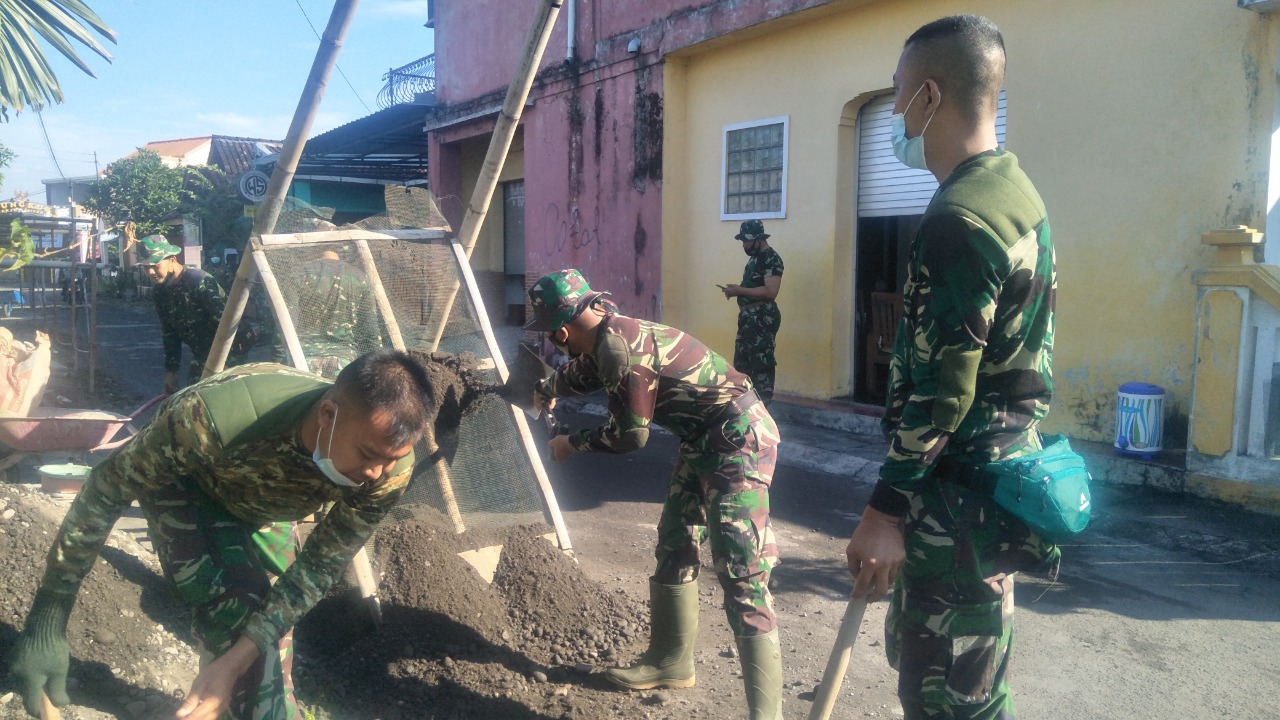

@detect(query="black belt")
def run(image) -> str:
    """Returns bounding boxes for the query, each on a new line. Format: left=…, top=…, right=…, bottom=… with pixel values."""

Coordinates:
left=933, top=455, right=991, bottom=490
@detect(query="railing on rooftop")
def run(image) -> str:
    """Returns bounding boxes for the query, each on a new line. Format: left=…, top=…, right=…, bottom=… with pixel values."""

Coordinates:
left=378, top=54, right=436, bottom=109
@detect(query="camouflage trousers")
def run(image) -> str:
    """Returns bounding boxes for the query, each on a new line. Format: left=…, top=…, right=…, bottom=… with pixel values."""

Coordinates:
left=733, top=304, right=781, bottom=403
left=654, top=413, right=780, bottom=637
left=140, top=477, right=303, bottom=720
left=885, top=477, right=1046, bottom=720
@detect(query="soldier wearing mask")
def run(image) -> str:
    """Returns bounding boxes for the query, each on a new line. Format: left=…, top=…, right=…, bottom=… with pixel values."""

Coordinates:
left=527, top=269, right=783, bottom=719
left=719, top=219, right=783, bottom=404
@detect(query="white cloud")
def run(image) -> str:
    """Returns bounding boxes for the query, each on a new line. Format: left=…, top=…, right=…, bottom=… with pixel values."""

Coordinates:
left=193, top=112, right=292, bottom=138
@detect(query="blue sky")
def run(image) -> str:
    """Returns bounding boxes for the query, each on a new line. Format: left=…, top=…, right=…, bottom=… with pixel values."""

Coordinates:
left=0, top=0, right=435, bottom=200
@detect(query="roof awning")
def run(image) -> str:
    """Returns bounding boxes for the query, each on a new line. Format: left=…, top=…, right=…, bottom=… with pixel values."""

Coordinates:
left=298, top=103, right=432, bottom=185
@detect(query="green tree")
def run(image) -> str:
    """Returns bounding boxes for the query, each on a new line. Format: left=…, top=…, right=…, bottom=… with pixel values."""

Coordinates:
left=180, top=165, right=249, bottom=257
left=0, top=0, right=116, bottom=117
left=0, top=141, right=14, bottom=187
left=2, top=217, right=36, bottom=269
left=84, top=150, right=183, bottom=236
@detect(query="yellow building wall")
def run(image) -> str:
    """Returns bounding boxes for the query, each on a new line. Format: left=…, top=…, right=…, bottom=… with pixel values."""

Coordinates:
left=460, top=133, right=526, bottom=274
left=662, top=0, right=1280, bottom=442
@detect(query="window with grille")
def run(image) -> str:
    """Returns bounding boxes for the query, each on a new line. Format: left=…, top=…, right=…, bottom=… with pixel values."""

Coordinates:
left=721, top=116, right=788, bottom=220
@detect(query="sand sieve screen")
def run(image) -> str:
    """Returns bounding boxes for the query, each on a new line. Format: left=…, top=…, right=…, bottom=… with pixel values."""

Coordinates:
left=248, top=189, right=570, bottom=548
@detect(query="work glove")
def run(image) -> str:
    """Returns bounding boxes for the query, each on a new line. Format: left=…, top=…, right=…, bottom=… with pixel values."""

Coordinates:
left=8, top=589, right=75, bottom=717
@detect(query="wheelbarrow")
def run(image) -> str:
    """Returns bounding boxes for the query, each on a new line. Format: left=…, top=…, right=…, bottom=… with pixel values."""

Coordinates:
left=0, top=395, right=169, bottom=474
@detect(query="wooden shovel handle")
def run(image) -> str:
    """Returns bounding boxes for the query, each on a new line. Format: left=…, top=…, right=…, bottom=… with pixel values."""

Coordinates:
left=41, top=692, right=60, bottom=720
left=807, top=596, right=870, bottom=720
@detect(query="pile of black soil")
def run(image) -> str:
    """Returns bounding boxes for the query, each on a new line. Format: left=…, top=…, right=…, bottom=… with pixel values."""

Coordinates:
left=294, top=514, right=651, bottom=720
left=408, top=350, right=493, bottom=436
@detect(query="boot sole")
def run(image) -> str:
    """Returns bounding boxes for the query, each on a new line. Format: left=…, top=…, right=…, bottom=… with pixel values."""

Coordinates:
left=604, top=673, right=697, bottom=691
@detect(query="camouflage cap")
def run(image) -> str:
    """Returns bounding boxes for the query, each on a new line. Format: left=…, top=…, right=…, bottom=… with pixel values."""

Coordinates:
left=524, top=269, right=609, bottom=332
left=734, top=219, right=770, bottom=242
left=139, top=234, right=181, bottom=264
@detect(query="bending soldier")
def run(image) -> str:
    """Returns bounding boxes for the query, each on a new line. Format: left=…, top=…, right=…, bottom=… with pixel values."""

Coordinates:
left=138, top=235, right=241, bottom=393
left=527, top=269, right=783, bottom=720
left=9, top=351, right=435, bottom=720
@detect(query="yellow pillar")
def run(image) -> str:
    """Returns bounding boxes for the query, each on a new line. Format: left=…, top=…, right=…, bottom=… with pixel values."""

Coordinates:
left=1189, top=289, right=1243, bottom=457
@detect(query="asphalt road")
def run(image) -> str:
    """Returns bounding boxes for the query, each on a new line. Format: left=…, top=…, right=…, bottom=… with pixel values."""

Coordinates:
left=19, top=292, right=1280, bottom=719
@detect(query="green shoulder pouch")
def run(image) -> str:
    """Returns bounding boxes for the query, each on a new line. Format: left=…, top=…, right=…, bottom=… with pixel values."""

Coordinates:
left=982, top=434, right=1091, bottom=541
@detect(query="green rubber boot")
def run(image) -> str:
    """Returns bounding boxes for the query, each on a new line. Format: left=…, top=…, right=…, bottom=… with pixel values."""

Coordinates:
left=605, top=579, right=698, bottom=690
left=736, top=629, right=783, bottom=720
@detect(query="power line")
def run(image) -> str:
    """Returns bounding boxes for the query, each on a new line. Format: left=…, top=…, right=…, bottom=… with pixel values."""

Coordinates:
left=292, top=0, right=373, bottom=114
left=35, top=108, right=66, bottom=180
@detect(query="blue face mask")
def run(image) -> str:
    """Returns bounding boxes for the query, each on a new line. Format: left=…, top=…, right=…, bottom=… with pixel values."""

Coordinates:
left=313, top=405, right=359, bottom=488
left=889, top=83, right=938, bottom=171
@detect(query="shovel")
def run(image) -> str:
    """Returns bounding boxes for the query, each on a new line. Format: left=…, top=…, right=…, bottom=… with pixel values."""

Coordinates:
left=807, top=595, right=870, bottom=720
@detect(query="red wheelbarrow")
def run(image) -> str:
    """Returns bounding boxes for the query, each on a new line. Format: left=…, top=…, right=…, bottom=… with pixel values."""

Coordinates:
left=0, top=394, right=169, bottom=459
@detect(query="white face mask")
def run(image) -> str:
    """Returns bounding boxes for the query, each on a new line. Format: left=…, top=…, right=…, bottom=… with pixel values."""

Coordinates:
left=313, top=405, right=359, bottom=487
left=889, top=82, right=938, bottom=171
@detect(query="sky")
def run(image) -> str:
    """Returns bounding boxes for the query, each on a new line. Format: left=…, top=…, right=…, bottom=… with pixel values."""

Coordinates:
left=0, top=0, right=435, bottom=200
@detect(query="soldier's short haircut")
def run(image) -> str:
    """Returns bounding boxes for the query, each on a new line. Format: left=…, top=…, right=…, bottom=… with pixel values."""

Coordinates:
left=332, top=349, right=436, bottom=447
left=904, top=14, right=1005, bottom=124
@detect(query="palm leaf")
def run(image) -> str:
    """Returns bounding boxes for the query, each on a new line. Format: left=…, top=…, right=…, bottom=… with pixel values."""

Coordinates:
left=0, top=0, right=114, bottom=113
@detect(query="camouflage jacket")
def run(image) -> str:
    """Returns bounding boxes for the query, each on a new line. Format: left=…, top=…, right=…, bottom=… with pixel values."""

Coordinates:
left=281, top=256, right=382, bottom=362
left=738, top=247, right=784, bottom=312
left=539, top=313, right=773, bottom=453
left=40, top=363, right=413, bottom=653
left=153, top=268, right=228, bottom=372
left=870, top=150, right=1055, bottom=517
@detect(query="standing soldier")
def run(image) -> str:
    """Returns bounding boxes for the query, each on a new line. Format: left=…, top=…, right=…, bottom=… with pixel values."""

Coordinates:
left=282, top=249, right=382, bottom=378
left=844, top=15, right=1059, bottom=720
left=7, top=351, right=435, bottom=720
left=719, top=219, right=783, bottom=404
left=138, top=235, right=239, bottom=393
left=526, top=269, right=783, bottom=720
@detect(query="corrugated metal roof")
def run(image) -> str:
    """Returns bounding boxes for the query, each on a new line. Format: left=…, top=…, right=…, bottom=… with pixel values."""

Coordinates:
left=208, top=136, right=283, bottom=177
left=298, top=104, right=431, bottom=184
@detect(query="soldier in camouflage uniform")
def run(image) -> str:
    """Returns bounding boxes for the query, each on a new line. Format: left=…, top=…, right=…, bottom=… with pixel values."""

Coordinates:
left=8, top=350, right=435, bottom=720
left=845, top=16, right=1059, bottom=720
left=720, top=219, right=783, bottom=403
left=138, top=235, right=243, bottom=393
left=280, top=250, right=383, bottom=378
left=525, top=269, right=783, bottom=720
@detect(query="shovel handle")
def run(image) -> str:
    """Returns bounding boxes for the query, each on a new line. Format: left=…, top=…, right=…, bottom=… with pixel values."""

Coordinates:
left=807, top=596, right=870, bottom=720
left=41, top=692, right=60, bottom=720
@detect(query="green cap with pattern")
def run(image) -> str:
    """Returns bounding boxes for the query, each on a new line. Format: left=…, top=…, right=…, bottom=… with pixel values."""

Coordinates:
left=525, top=269, right=609, bottom=332
left=139, top=234, right=181, bottom=264
left=734, top=219, right=770, bottom=242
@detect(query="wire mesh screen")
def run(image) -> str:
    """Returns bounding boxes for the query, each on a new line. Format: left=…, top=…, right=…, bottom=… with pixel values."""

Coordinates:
left=248, top=188, right=550, bottom=538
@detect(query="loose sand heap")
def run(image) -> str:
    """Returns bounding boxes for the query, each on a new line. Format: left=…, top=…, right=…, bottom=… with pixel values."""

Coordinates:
left=294, top=512, right=653, bottom=720
left=407, top=350, right=492, bottom=437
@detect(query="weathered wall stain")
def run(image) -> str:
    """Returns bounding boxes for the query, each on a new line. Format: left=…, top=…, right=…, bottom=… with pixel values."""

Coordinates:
left=632, top=63, right=663, bottom=192
left=633, top=213, right=648, bottom=296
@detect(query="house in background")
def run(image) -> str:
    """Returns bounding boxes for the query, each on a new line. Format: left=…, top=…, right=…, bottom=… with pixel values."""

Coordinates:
left=42, top=175, right=98, bottom=207
left=427, top=0, right=1280, bottom=511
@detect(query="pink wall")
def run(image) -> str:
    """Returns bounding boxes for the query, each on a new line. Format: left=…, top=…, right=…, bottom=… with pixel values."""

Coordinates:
left=429, top=0, right=841, bottom=320
left=522, top=68, right=664, bottom=320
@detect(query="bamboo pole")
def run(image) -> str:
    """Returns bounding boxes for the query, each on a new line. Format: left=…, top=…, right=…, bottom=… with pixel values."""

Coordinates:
left=353, top=238, right=467, bottom=534
left=428, top=0, right=563, bottom=352
left=203, top=0, right=362, bottom=379
left=449, top=239, right=573, bottom=553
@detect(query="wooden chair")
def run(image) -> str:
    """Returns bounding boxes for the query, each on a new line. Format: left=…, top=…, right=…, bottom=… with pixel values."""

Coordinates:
left=865, top=292, right=904, bottom=398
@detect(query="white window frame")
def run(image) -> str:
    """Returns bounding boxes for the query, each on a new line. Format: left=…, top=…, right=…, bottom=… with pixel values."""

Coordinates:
left=720, top=115, right=789, bottom=221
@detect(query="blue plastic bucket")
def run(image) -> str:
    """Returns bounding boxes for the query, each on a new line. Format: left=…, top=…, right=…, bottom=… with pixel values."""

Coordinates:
left=1115, top=382, right=1164, bottom=457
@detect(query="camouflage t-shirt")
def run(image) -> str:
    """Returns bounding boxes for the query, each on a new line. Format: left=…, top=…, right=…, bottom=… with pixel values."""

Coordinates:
left=539, top=314, right=769, bottom=452
left=282, top=256, right=383, bottom=363
left=153, top=268, right=228, bottom=372
left=41, top=363, right=413, bottom=653
left=869, top=149, right=1055, bottom=517
left=737, top=247, right=784, bottom=311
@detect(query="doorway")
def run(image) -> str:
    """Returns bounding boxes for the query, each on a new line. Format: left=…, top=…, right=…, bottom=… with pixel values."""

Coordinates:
left=502, top=179, right=526, bottom=326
